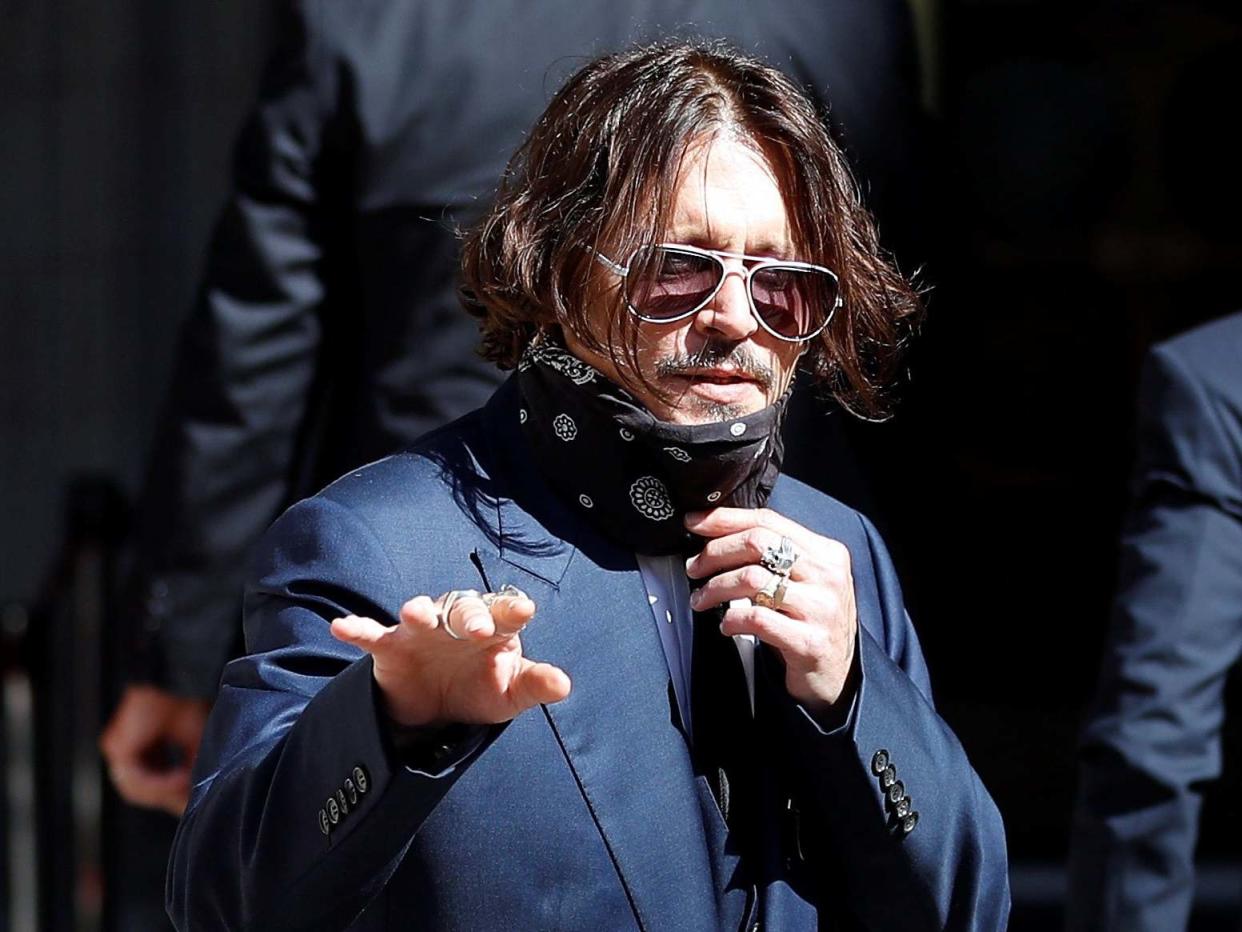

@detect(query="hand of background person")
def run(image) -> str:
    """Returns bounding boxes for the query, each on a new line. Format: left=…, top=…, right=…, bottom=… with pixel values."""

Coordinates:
left=685, top=507, right=859, bottom=717
left=330, top=588, right=572, bottom=728
left=99, top=684, right=212, bottom=816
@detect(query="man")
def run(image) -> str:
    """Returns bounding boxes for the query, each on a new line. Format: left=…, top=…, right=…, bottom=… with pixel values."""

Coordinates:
left=169, top=43, right=1006, bottom=931
left=1067, top=311, right=1242, bottom=931
left=102, top=0, right=928, bottom=820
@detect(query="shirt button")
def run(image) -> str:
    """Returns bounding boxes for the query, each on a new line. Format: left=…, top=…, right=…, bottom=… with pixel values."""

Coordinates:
left=730, top=422, right=747, bottom=437
left=870, top=749, right=890, bottom=775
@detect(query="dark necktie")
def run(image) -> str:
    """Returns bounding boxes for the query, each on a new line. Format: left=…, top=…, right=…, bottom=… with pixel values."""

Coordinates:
left=690, top=590, right=760, bottom=858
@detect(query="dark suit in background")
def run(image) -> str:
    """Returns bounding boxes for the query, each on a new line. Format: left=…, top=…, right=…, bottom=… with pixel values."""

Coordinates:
left=126, top=0, right=926, bottom=699
left=1067, top=311, right=1242, bottom=931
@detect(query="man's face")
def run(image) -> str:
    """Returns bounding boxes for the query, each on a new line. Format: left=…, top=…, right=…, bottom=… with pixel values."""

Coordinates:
left=564, top=135, right=805, bottom=425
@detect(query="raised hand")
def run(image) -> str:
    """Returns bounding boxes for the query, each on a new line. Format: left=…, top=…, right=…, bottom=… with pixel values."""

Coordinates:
left=330, top=588, right=571, bottom=728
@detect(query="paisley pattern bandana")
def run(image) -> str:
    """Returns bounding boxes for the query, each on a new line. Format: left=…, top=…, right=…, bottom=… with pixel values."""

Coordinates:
left=516, top=333, right=789, bottom=555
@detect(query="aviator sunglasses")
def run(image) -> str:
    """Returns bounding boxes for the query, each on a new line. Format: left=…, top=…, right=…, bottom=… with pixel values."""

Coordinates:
left=595, top=243, right=842, bottom=342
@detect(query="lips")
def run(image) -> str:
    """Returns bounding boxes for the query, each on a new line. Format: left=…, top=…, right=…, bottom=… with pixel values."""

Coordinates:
left=678, top=368, right=757, bottom=385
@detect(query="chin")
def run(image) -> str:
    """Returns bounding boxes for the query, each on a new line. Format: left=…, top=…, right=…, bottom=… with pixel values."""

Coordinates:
left=655, top=394, right=760, bottom=425
left=678, top=399, right=750, bottom=424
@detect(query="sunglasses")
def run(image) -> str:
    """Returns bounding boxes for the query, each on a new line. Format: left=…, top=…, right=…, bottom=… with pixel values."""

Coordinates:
left=595, top=243, right=841, bottom=343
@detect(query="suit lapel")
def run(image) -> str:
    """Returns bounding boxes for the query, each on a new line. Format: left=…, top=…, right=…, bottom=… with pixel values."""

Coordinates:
left=474, top=535, right=720, bottom=932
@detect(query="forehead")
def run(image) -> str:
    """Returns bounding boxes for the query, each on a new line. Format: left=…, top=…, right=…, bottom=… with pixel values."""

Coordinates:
left=665, top=134, right=793, bottom=255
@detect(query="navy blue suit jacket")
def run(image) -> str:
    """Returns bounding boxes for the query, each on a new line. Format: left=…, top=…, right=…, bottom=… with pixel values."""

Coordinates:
left=1068, top=312, right=1242, bottom=931
left=169, top=380, right=1009, bottom=931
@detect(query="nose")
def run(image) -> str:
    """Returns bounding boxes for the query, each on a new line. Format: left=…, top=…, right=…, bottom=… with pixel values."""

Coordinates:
left=696, top=267, right=757, bottom=341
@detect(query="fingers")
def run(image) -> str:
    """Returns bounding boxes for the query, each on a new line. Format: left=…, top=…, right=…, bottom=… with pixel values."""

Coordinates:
left=717, top=602, right=812, bottom=656
left=330, top=613, right=403, bottom=651
left=690, top=565, right=804, bottom=616
left=685, top=505, right=806, bottom=541
left=429, top=589, right=538, bottom=642
left=687, top=526, right=814, bottom=582
left=333, top=587, right=557, bottom=728
left=684, top=507, right=850, bottom=580
left=719, top=602, right=856, bottom=708
left=100, top=685, right=208, bottom=814
left=100, top=684, right=168, bottom=761
left=508, top=660, right=572, bottom=711
left=486, top=591, right=537, bottom=638
left=109, top=761, right=192, bottom=816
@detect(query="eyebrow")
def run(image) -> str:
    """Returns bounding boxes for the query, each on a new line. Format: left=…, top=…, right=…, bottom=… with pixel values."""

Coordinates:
left=666, top=232, right=794, bottom=261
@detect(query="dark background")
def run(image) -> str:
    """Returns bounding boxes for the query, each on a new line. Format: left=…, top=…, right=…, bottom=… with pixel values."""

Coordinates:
left=2, top=0, right=1240, bottom=926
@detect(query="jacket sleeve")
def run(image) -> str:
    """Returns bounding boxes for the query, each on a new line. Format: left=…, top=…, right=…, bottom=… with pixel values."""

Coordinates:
left=767, top=512, right=1011, bottom=931
left=126, top=0, right=346, bottom=697
left=167, top=493, right=493, bottom=932
left=1066, top=342, right=1242, bottom=932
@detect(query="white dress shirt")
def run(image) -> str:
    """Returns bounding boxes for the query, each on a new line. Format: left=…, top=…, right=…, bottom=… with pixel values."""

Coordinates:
left=635, top=553, right=756, bottom=737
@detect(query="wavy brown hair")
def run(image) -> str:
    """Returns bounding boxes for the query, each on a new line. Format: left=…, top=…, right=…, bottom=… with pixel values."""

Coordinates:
left=460, top=40, right=921, bottom=419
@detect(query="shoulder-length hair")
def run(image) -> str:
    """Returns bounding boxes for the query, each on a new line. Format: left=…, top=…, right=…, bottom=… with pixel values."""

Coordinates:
left=460, top=40, right=921, bottom=419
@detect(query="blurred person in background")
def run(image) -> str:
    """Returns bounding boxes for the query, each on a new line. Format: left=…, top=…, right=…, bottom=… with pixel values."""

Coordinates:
left=1068, top=310, right=1242, bottom=931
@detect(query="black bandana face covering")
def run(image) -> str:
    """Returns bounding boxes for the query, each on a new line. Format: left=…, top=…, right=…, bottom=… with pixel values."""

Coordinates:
left=516, top=333, right=789, bottom=555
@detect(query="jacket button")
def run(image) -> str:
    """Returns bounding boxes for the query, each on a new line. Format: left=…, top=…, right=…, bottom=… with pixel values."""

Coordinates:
left=318, top=808, right=330, bottom=835
left=353, top=765, right=369, bottom=795
left=901, top=811, right=919, bottom=835
left=880, top=764, right=897, bottom=788
left=326, top=797, right=340, bottom=824
left=870, top=749, right=890, bottom=775
left=344, top=778, right=358, bottom=805
left=886, top=781, right=905, bottom=804
left=336, top=788, right=350, bottom=816
left=895, top=796, right=912, bottom=818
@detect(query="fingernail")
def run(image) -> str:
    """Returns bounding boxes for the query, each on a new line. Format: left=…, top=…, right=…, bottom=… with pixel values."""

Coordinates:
left=684, top=511, right=705, bottom=524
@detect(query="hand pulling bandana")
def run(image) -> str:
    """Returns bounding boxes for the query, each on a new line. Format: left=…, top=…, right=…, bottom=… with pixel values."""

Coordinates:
left=516, top=332, right=790, bottom=555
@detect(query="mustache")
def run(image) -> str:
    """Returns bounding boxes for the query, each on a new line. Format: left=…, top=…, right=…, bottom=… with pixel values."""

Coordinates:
left=652, top=341, right=775, bottom=392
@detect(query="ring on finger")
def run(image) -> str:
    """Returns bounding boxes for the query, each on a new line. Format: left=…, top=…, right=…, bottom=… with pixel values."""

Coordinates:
left=753, top=572, right=789, bottom=611
left=480, top=584, right=528, bottom=608
left=759, top=535, right=798, bottom=577
left=437, top=589, right=480, bottom=639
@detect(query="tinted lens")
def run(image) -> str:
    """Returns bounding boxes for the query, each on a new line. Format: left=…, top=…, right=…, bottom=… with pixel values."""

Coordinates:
left=625, top=246, right=721, bottom=320
left=750, top=265, right=837, bottom=339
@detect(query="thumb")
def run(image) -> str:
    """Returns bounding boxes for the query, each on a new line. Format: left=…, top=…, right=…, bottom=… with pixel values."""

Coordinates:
left=508, top=661, right=572, bottom=713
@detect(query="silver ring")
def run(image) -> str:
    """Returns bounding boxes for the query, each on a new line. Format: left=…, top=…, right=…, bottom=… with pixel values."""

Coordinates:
left=479, top=584, right=528, bottom=607
left=753, top=572, right=788, bottom=611
left=437, top=589, right=480, bottom=640
left=759, top=536, right=798, bottom=577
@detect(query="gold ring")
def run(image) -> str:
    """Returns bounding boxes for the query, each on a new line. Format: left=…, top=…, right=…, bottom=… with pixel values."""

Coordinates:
left=753, top=572, right=788, bottom=611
